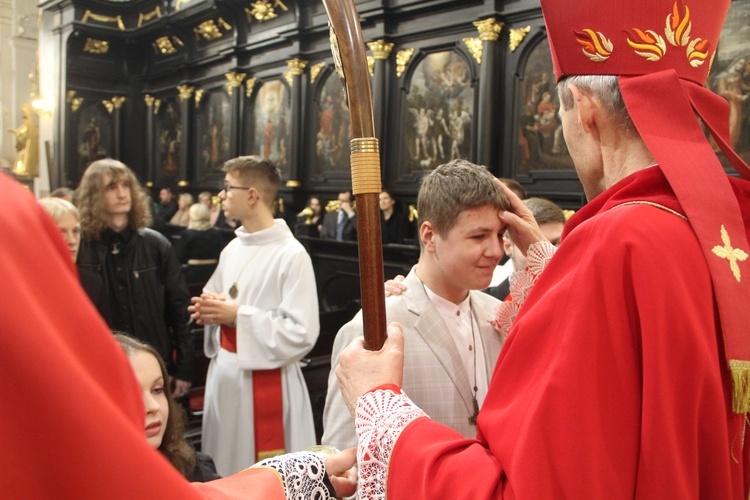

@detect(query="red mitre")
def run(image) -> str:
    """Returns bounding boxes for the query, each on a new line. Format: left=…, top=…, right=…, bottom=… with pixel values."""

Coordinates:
left=541, top=0, right=750, bottom=413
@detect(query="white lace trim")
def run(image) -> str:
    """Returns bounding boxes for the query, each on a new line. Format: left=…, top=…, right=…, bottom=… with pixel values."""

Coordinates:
left=254, top=451, right=333, bottom=499
left=492, top=241, right=556, bottom=337
left=356, top=389, right=428, bottom=499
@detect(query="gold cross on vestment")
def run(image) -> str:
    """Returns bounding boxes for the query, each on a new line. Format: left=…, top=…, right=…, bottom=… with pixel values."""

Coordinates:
left=711, top=225, right=749, bottom=283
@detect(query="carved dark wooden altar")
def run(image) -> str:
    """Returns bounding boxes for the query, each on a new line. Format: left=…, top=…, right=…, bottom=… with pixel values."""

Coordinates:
left=40, top=0, right=585, bottom=210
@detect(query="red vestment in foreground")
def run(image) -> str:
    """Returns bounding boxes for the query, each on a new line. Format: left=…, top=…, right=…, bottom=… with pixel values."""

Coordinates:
left=387, top=167, right=750, bottom=498
left=0, top=174, right=285, bottom=499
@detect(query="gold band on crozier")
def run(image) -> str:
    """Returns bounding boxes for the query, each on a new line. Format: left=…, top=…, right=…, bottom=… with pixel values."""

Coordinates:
left=351, top=137, right=379, bottom=153
left=350, top=138, right=381, bottom=195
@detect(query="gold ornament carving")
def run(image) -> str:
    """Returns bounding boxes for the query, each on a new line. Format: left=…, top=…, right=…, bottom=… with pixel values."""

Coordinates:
left=153, top=99, right=162, bottom=115
left=328, top=22, right=348, bottom=103
left=71, top=98, right=84, bottom=113
left=396, top=48, right=415, bottom=78
left=463, top=37, right=483, bottom=64
left=225, top=72, right=246, bottom=95
left=153, top=36, right=183, bottom=55
left=111, top=96, right=126, bottom=109
left=245, top=77, right=258, bottom=97
left=367, top=40, right=394, bottom=60
left=474, top=18, right=503, bottom=42
left=287, top=58, right=308, bottom=76
left=81, top=10, right=125, bottom=30
left=509, top=26, right=531, bottom=52
left=367, top=56, right=375, bottom=77
left=102, top=100, right=114, bottom=114
left=246, top=0, right=288, bottom=23
left=218, top=18, right=231, bottom=31
left=310, top=62, right=326, bottom=84
left=66, top=90, right=77, bottom=103
left=137, top=6, right=162, bottom=28
left=283, top=71, right=294, bottom=87
left=144, top=95, right=155, bottom=107
left=194, top=20, right=225, bottom=41
left=83, top=38, right=109, bottom=55
left=177, top=85, right=195, bottom=101
left=195, top=89, right=205, bottom=106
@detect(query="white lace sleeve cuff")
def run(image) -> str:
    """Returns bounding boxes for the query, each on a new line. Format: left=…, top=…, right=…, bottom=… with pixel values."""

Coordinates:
left=253, top=451, right=334, bottom=498
left=492, top=241, right=557, bottom=337
left=356, top=388, right=428, bottom=499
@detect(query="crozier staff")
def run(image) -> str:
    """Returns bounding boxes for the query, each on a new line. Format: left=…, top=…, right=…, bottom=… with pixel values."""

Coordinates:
left=321, top=0, right=387, bottom=350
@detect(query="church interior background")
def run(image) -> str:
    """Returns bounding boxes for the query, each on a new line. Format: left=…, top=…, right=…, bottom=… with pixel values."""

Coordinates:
left=1, top=0, right=748, bottom=213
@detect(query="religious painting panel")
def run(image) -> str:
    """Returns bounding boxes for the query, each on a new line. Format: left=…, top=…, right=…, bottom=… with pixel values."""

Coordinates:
left=75, top=100, right=113, bottom=181
left=154, top=98, right=181, bottom=180
left=252, top=79, right=291, bottom=178
left=314, top=71, right=351, bottom=175
left=515, top=39, right=574, bottom=173
left=402, top=50, right=474, bottom=173
left=195, top=88, right=231, bottom=183
left=708, top=0, right=750, bottom=167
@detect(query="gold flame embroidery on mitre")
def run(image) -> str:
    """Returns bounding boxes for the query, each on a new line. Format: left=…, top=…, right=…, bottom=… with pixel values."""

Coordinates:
left=575, top=29, right=613, bottom=62
left=625, top=28, right=667, bottom=62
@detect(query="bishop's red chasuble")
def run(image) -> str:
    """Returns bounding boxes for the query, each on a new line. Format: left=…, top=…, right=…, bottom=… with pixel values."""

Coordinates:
left=387, top=167, right=750, bottom=498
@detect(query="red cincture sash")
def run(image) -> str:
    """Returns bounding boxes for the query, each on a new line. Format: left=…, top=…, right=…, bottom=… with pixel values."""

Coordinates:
left=220, top=325, right=286, bottom=461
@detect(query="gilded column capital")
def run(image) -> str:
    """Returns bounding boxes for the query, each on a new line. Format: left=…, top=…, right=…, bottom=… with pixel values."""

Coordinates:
left=367, top=40, right=394, bottom=60
left=177, top=85, right=194, bottom=101
left=225, top=72, right=246, bottom=96
left=111, top=96, right=126, bottom=109
left=194, top=89, right=205, bottom=106
left=71, top=97, right=84, bottom=113
left=144, top=94, right=154, bottom=107
left=474, top=18, right=504, bottom=42
left=286, top=58, right=308, bottom=75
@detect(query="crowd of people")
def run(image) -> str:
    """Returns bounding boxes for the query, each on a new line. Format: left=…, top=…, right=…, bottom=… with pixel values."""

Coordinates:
left=4, top=0, right=750, bottom=497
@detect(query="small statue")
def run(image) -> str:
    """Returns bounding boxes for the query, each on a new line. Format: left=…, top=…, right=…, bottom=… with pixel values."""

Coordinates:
left=8, top=103, right=39, bottom=177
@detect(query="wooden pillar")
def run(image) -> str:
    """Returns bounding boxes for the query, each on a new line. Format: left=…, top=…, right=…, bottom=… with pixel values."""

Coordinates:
left=176, top=84, right=196, bottom=184
left=473, top=18, right=503, bottom=169
left=143, top=95, right=157, bottom=183
left=285, top=57, right=307, bottom=187
left=111, top=96, right=126, bottom=160
left=367, top=40, right=394, bottom=146
left=224, top=72, right=245, bottom=161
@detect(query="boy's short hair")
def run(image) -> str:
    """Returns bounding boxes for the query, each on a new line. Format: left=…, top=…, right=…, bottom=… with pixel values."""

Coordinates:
left=523, top=197, right=566, bottom=225
left=222, top=155, right=280, bottom=208
left=496, top=178, right=527, bottom=200
left=417, top=159, right=509, bottom=236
